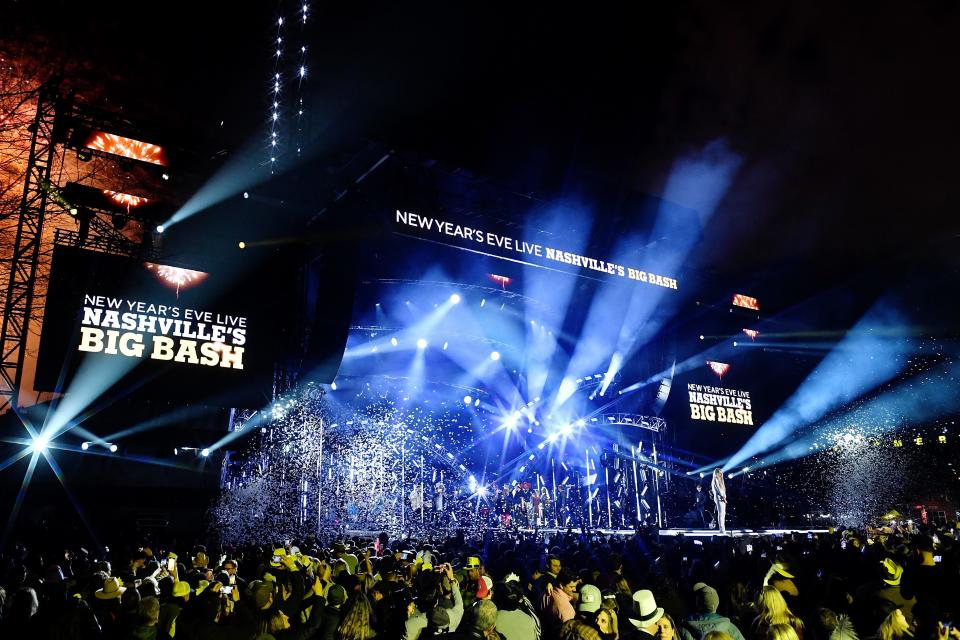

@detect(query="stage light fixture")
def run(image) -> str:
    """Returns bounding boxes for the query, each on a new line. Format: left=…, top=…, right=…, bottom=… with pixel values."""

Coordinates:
left=390, top=337, right=399, bottom=347
left=476, top=486, right=487, bottom=497
left=442, top=342, right=448, bottom=350
left=417, top=338, right=428, bottom=349
left=81, top=441, right=90, bottom=450
left=330, top=382, right=337, bottom=390
left=449, top=293, right=461, bottom=304
left=238, top=241, right=246, bottom=249
left=174, top=448, right=178, bottom=455
left=69, top=207, right=78, bottom=216
left=201, top=448, right=210, bottom=457
left=161, top=173, right=170, bottom=180
left=490, top=351, right=500, bottom=361
left=576, top=419, right=586, bottom=427
left=30, top=435, right=50, bottom=453
left=76, top=149, right=92, bottom=162
left=699, top=335, right=705, bottom=340
left=155, top=224, right=165, bottom=234
left=109, top=444, right=118, bottom=453
left=463, top=395, right=473, bottom=405
left=243, top=192, right=249, bottom=199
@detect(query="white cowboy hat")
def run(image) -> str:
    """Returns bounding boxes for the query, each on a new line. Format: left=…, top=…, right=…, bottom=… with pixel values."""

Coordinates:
left=628, top=589, right=665, bottom=629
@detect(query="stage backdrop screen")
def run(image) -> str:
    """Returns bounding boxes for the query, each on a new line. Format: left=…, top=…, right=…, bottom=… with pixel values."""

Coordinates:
left=35, top=245, right=292, bottom=407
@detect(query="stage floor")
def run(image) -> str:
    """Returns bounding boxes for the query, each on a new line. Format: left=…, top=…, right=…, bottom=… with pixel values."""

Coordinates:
left=515, top=527, right=831, bottom=537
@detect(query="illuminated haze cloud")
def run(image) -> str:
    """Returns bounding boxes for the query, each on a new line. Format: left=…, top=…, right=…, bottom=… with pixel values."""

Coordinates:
left=744, top=354, right=960, bottom=473
left=725, top=298, right=916, bottom=470
left=560, top=139, right=743, bottom=405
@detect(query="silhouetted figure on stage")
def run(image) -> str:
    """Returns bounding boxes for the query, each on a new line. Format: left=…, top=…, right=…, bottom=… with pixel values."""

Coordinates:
left=695, top=484, right=707, bottom=528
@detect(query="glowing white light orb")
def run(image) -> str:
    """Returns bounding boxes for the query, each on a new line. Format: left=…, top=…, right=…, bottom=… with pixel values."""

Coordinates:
left=490, top=351, right=500, bottom=361
left=390, top=337, right=399, bottom=347
left=201, top=448, right=210, bottom=457
left=109, top=444, right=118, bottom=453
left=155, top=225, right=164, bottom=233
left=463, top=395, right=473, bottom=405
left=449, top=293, right=461, bottom=304
left=81, top=442, right=90, bottom=450
left=417, top=338, right=428, bottom=349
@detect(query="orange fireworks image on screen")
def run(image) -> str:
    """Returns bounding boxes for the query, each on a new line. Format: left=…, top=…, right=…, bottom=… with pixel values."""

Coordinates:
left=103, top=189, right=148, bottom=209
left=731, top=293, right=760, bottom=311
left=488, top=274, right=512, bottom=288
left=85, top=131, right=168, bottom=166
left=706, top=360, right=731, bottom=379
left=144, top=263, right=208, bottom=297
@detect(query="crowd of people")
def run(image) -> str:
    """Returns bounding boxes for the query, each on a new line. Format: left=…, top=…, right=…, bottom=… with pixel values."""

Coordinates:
left=0, top=523, right=957, bottom=640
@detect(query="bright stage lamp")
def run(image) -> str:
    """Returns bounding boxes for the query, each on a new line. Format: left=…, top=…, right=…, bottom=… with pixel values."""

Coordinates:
left=417, top=338, right=428, bottom=349
left=155, top=224, right=165, bottom=234
left=476, top=486, right=488, bottom=497
left=201, top=448, right=210, bottom=457
left=81, top=441, right=90, bottom=450
left=30, top=435, right=50, bottom=453
left=463, top=395, right=473, bottom=405
left=109, top=443, right=118, bottom=453
left=238, top=241, right=246, bottom=249
left=390, top=337, right=399, bottom=347
left=330, top=382, right=337, bottom=390
left=449, top=293, right=461, bottom=304
left=490, top=351, right=500, bottom=361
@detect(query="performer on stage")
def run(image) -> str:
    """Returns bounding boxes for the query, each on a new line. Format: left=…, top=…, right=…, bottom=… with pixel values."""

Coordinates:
left=694, top=484, right=707, bottom=528
left=710, top=468, right=727, bottom=533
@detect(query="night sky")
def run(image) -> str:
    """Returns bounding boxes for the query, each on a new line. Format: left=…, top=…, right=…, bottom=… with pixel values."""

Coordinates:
left=5, top=1, right=960, bottom=311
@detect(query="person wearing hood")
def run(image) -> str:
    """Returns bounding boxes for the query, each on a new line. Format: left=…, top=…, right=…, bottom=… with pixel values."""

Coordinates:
left=682, top=583, right=746, bottom=640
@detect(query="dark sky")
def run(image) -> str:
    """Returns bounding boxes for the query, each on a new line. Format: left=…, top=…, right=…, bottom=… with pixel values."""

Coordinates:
left=6, top=0, right=960, bottom=313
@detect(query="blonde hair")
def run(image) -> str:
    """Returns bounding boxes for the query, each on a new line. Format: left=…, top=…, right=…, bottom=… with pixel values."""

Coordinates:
left=768, top=625, right=801, bottom=640
left=337, top=597, right=373, bottom=640
left=755, top=586, right=804, bottom=631
left=598, top=608, right=619, bottom=637
left=877, top=609, right=912, bottom=640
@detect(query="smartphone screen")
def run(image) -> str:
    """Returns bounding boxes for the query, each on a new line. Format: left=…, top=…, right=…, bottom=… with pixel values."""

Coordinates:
left=167, top=558, right=176, bottom=571
left=222, top=585, right=233, bottom=595
left=746, top=544, right=753, bottom=553
left=229, top=574, right=236, bottom=585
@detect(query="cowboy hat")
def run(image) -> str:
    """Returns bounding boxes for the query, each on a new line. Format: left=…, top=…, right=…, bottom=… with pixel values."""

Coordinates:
left=95, top=576, right=126, bottom=600
left=628, top=589, right=664, bottom=629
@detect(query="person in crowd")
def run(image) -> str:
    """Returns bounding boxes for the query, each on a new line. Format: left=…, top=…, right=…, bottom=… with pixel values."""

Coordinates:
left=493, top=579, right=540, bottom=640
left=597, top=607, right=619, bottom=640
left=1, top=586, right=39, bottom=636
left=683, top=582, right=746, bottom=640
left=545, top=569, right=581, bottom=634
left=455, top=599, right=503, bottom=640
left=624, top=590, right=665, bottom=640
left=752, top=586, right=804, bottom=640
left=561, top=584, right=604, bottom=640
left=769, top=625, right=802, bottom=640
left=132, top=595, right=161, bottom=640
left=874, top=608, right=912, bottom=640
left=320, top=584, right=350, bottom=640
left=658, top=613, right=682, bottom=640
left=338, top=595, right=377, bottom=640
